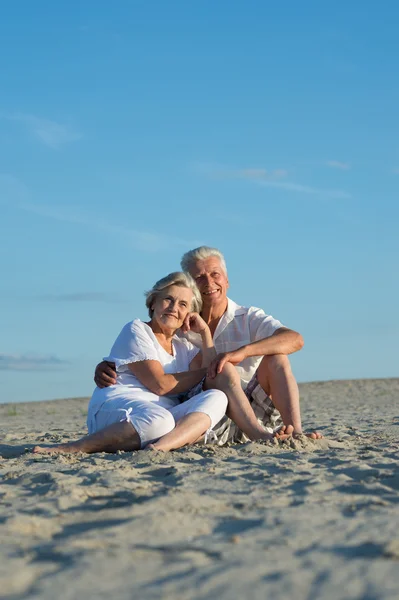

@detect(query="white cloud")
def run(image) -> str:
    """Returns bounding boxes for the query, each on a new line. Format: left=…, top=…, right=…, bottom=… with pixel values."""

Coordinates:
left=326, top=160, right=351, bottom=171
left=196, top=163, right=351, bottom=200
left=40, top=292, right=125, bottom=303
left=256, top=179, right=352, bottom=199
left=206, top=166, right=288, bottom=181
left=0, top=173, right=30, bottom=200
left=0, top=353, right=68, bottom=371
left=0, top=174, right=200, bottom=253
left=3, top=113, right=82, bottom=148
left=16, top=201, right=197, bottom=251
left=238, top=168, right=288, bottom=179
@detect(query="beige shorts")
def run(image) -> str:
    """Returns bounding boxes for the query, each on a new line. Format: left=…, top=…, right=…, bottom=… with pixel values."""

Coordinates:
left=210, top=372, right=283, bottom=446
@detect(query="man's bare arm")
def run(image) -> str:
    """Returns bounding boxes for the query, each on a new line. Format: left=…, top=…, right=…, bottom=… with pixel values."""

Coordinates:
left=94, top=361, right=117, bottom=388
left=239, top=327, right=304, bottom=359
left=207, top=328, right=304, bottom=377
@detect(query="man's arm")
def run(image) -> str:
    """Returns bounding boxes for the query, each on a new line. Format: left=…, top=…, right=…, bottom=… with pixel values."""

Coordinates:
left=207, top=328, right=304, bottom=377
left=238, top=327, right=303, bottom=358
left=94, top=361, right=117, bottom=388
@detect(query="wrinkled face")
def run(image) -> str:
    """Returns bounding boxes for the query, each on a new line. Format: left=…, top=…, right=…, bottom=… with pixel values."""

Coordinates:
left=151, top=285, right=193, bottom=331
left=189, top=257, right=229, bottom=308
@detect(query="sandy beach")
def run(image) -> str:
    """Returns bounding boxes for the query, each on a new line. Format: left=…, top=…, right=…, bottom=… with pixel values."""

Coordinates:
left=1, top=378, right=398, bottom=600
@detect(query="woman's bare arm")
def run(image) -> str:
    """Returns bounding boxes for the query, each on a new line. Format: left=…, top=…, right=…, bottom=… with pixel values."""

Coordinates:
left=183, top=314, right=216, bottom=371
left=196, top=327, right=216, bottom=368
left=128, top=360, right=206, bottom=396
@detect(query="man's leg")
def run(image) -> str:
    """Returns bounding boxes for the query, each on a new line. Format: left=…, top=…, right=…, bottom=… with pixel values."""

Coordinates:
left=256, top=355, right=321, bottom=439
left=205, top=363, right=287, bottom=442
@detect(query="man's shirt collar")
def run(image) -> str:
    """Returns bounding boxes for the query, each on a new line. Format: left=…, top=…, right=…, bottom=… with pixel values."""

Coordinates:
left=213, top=297, right=246, bottom=339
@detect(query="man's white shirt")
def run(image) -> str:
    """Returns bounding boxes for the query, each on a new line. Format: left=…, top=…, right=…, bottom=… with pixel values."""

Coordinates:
left=182, top=298, right=283, bottom=388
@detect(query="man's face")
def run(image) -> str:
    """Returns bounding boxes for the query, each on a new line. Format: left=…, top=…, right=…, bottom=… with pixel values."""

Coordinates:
left=189, top=257, right=229, bottom=308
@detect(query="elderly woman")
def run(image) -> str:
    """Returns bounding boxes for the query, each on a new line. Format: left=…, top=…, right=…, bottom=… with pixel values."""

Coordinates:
left=34, top=272, right=229, bottom=454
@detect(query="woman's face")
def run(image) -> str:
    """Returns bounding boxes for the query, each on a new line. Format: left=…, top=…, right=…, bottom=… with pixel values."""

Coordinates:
left=151, top=285, right=193, bottom=332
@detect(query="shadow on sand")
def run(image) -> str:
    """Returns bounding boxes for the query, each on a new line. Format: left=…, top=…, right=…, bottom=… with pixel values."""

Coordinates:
left=0, top=444, right=35, bottom=458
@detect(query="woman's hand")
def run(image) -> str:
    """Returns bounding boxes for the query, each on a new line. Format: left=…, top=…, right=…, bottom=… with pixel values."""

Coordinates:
left=181, top=312, right=208, bottom=334
left=184, top=313, right=215, bottom=368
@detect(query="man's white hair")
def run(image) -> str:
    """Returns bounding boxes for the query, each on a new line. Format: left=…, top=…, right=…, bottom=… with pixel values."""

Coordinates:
left=145, top=271, right=202, bottom=317
left=180, top=246, right=228, bottom=275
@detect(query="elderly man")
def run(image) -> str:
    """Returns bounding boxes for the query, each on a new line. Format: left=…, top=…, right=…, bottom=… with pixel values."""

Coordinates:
left=95, top=246, right=319, bottom=442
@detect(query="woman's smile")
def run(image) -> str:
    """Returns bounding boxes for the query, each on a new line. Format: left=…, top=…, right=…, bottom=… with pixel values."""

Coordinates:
left=151, top=285, right=194, bottom=332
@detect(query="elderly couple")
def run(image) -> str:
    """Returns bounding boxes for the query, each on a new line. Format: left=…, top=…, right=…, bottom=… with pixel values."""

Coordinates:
left=33, top=246, right=320, bottom=455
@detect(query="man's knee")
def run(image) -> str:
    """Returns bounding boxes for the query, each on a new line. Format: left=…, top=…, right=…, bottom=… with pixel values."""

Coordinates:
left=256, top=355, right=294, bottom=397
left=259, top=354, right=292, bottom=377
left=207, top=362, right=241, bottom=391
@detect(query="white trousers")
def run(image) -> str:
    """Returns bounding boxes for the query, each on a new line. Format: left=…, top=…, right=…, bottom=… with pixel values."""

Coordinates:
left=87, top=387, right=228, bottom=449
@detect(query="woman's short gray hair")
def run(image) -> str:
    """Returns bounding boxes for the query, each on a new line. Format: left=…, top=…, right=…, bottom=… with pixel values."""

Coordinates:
left=180, top=246, right=228, bottom=275
left=145, top=271, right=202, bottom=318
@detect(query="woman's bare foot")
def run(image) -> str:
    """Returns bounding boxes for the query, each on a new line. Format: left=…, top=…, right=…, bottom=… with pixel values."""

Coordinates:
left=145, top=443, right=164, bottom=452
left=33, top=440, right=88, bottom=454
left=33, top=421, right=140, bottom=455
left=32, top=442, right=83, bottom=454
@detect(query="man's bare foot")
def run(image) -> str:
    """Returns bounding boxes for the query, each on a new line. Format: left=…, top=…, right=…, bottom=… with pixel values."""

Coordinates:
left=301, top=431, right=323, bottom=439
left=274, top=425, right=295, bottom=440
left=274, top=426, right=323, bottom=441
left=256, top=431, right=274, bottom=442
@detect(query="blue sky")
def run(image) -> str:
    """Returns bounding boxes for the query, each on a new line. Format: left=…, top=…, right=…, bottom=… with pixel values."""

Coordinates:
left=1, top=1, right=398, bottom=403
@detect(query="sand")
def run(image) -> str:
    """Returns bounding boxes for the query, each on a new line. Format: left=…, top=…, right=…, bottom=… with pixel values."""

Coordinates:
left=1, top=378, right=398, bottom=600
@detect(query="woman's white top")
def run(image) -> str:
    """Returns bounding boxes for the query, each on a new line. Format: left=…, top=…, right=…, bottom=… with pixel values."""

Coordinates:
left=103, top=319, right=200, bottom=397
left=86, top=319, right=203, bottom=435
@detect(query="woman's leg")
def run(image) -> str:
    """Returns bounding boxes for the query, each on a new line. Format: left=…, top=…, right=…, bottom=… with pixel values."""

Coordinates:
left=204, top=363, right=287, bottom=441
left=149, top=390, right=228, bottom=452
left=33, top=420, right=141, bottom=454
left=148, top=412, right=211, bottom=452
left=34, top=400, right=177, bottom=454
